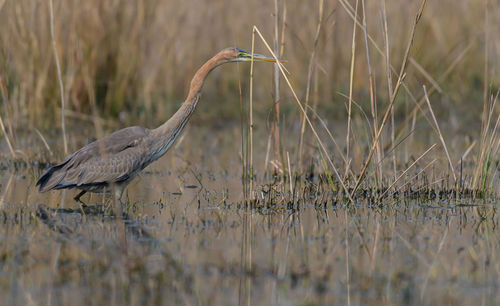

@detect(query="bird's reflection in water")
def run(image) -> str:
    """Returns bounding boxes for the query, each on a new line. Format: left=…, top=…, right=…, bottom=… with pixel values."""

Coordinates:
left=36, top=203, right=155, bottom=244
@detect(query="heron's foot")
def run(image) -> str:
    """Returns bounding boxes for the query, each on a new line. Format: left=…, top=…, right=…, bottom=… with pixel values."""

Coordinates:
left=73, top=190, right=88, bottom=206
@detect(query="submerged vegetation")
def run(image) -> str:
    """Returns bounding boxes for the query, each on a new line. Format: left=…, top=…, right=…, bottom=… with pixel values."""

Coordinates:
left=0, top=0, right=500, bottom=305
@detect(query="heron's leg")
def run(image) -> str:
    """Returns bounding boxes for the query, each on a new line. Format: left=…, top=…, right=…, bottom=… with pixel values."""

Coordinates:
left=73, top=190, right=88, bottom=207
left=113, top=185, right=128, bottom=253
left=114, top=187, right=126, bottom=215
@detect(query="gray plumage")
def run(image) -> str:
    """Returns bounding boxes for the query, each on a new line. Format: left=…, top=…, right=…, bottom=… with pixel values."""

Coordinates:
left=37, top=126, right=152, bottom=193
left=35, top=47, right=282, bottom=202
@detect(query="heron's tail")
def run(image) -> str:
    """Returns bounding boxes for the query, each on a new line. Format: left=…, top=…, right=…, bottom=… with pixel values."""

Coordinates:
left=36, top=165, right=67, bottom=192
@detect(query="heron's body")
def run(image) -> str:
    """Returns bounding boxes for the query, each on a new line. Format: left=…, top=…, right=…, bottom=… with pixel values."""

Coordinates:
left=36, top=47, right=282, bottom=203
left=37, top=126, right=152, bottom=195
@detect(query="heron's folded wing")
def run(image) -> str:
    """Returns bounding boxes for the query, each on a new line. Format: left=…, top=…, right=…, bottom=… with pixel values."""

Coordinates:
left=37, top=126, right=150, bottom=191
left=62, top=147, right=146, bottom=187
left=63, top=126, right=149, bottom=169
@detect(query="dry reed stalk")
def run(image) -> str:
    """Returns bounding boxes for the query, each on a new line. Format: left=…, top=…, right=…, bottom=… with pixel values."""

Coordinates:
left=0, top=115, right=14, bottom=158
left=341, top=0, right=452, bottom=140
left=55, top=108, right=117, bottom=128
left=380, top=0, right=397, bottom=181
left=351, top=0, right=427, bottom=196
left=374, top=126, right=417, bottom=171
left=264, top=0, right=287, bottom=176
left=0, top=75, right=15, bottom=158
left=409, top=109, right=417, bottom=154
left=0, top=174, right=13, bottom=207
left=345, top=0, right=359, bottom=180
left=307, top=102, right=358, bottom=188
left=336, top=92, right=374, bottom=128
left=248, top=29, right=256, bottom=200
left=272, top=0, right=282, bottom=172
left=279, top=2, right=287, bottom=57
left=263, top=132, right=273, bottom=176
left=287, top=151, right=293, bottom=194
left=423, top=86, right=456, bottom=182
left=361, top=0, right=381, bottom=185
left=472, top=100, right=490, bottom=190
left=460, top=141, right=476, bottom=162
left=237, top=60, right=249, bottom=201
left=339, top=0, right=412, bottom=98
left=306, top=105, right=348, bottom=166
left=252, top=26, right=354, bottom=203
left=487, top=136, right=500, bottom=191
left=483, top=0, right=489, bottom=113
left=394, top=43, right=472, bottom=142
left=403, top=158, right=436, bottom=189
left=311, top=5, right=335, bottom=122
left=409, top=58, right=443, bottom=93
left=472, top=0, right=498, bottom=193
left=82, top=63, right=107, bottom=161
left=298, top=0, right=324, bottom=170
left=487, top=92, right=500, bottom=141
left=34, top=128, right=53, bottom=156
left=473, top=90, right=500, bottom=191
left=377, top=143, right=436, bottom=201
left=403, top=178, right=446, bottom=200
left=49, top=0, right=68, bottom=155
left=307, top=97, right=370, bottom=182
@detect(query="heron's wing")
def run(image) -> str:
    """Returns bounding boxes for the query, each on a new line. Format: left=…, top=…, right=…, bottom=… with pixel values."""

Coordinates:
left=37, top=126, right=150, bottom=192
left=63, top=126, right=149, bottom=168
left=61, top=146, right=145, bottom=188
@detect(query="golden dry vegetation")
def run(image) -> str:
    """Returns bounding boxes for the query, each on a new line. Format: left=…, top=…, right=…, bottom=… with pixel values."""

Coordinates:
left=1, top=0, right=500, bottom=305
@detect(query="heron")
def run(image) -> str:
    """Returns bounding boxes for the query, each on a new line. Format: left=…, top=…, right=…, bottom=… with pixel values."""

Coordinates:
left=36, top=47, right=284, bottom=206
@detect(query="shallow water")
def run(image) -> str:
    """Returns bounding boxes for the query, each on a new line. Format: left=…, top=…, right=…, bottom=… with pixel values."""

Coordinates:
left=0, top=126, right=499, bottom=305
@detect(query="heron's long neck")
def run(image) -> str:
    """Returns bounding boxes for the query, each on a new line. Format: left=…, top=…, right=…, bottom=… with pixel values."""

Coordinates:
left=151, top=53, right=223, bottom=147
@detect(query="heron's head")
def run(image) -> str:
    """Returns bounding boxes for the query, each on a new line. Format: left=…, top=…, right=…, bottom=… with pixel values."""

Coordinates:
left=219, top=47, right=287, bottom=64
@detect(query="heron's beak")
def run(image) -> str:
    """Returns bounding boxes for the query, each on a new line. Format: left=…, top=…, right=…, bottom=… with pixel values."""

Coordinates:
left=253, top=53, right=287, bottom=63
left=237, top=48, right=287, bottom=63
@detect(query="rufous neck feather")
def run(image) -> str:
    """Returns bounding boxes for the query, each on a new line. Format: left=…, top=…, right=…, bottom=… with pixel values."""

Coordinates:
left=152, top=51, right=229, bottom=138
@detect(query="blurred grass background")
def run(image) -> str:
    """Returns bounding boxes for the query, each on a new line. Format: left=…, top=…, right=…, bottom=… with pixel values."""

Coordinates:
left=0, top=0, right=498, bottom=132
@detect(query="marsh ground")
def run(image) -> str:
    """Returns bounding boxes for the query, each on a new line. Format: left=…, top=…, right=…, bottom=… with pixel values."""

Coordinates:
left=0, top=124, right=498, bottom=305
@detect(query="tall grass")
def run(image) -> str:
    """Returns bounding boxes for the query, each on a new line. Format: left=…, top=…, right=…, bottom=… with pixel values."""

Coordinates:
left=0, top=0, right=496, bottom=129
